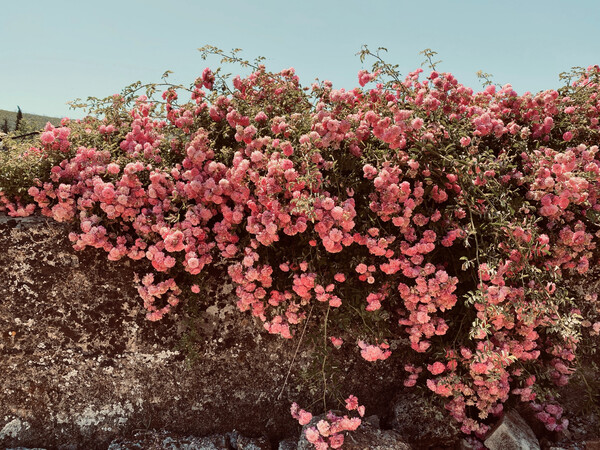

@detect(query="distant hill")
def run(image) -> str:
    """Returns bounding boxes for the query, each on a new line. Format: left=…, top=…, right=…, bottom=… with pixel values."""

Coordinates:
left=0, top=108, right=62, bottom=132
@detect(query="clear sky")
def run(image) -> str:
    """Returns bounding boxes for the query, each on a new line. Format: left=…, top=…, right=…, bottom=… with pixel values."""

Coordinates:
left=1, top=0, right=599, bottom=119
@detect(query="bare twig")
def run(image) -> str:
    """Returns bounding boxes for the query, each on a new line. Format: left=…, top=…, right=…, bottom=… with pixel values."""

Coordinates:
left=277, top=304, right=314, bottom=400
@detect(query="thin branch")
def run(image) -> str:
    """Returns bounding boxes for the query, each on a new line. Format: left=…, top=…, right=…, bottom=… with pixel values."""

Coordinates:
left=277, top=304, right=314, bottom=400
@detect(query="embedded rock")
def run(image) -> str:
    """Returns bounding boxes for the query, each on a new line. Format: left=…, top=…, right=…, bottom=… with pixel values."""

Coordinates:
left=108, top=430, right=230, bottom=449
left=227, top=430, right=270, bottom=450
left=5, top=448, right=47, bottom=450
left=484, top=409, right=540, bottom=450
left=586, top=440, right=600, bottom=450
left=107, top=429, right=270, bottom=449
left=277, top=439, right=297, bottom=450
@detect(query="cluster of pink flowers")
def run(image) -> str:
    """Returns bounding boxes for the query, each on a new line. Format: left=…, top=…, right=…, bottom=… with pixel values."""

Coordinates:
left=291, top=396, right=364, bottom=449
left=530, top=401, right=569, bottom=432
left=3, top=54, right=600, bottom=442
left=403, top=363, right=423, bottom=387
left=357, top=340, right=391, bottom=362
left=135, top=273, right=181, bottom=321
left=39, top=122, right=71, bottom=153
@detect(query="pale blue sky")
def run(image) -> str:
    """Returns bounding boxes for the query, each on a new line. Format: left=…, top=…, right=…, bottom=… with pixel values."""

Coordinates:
left=1, top=0, right=599, bottom=119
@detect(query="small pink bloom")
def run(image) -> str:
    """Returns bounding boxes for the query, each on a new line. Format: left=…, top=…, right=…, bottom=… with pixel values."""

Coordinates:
left=355, top=263, right=367, bottom=274
left=339, top=416, right=361, bottom=431
left=254, top=111, right=268, bottom=122
left=291, top=403, right=314, bottom=426
left=334, top=273, right=346, bottom=283
left=330, top=336, right=344, bottom=348
left=329, top=434, right=344, bottom=449
left=40, top=131, right=54, bottom=144
left=299, top=410, right=313, bottom=425
left=471, top=362, right=488, bottom=374
left=329, top=296, right=342, bottom=308
left=358, top=70, right=378, bottom=87
left=404, top=378, right=417, bottom=387
left=345, top=395, right=359, bottom=410
left=250, top=150, right=263, bottom=162
left=427, top=361, right=446, bottom=375
left=304, top=427, right=320, bottom=443
left=321, top=197, right=335, bottom=210
left=358, top=340, right=392, bottom=362
left=411, top=117, right=424, bottom=130
left=106, top=163, right=120, bottom=174
left=202, top=67, right=215, bottom=89
left=317, top=420, right=330, bottom=437
left=164, top=230, right=185, bottom=252
left=357, top=405, right=365, bottom=417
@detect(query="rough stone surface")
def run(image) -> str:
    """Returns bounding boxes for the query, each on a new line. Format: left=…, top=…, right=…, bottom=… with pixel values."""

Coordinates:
left=6, top=448, right=47, bottom=450
left=0, top=215, right=405, bottom=449
left=586, top=440, right=600, bottom=450
left=484, top=409, right=541, bottom=450
left=107, top=429, right=270, bottom=449
left=108, top=430, right=230, bottom=449
left=3, top=213, right=600, bottom=449
left=277, top=439, right=297, bottom=450
left=391, top=391, right=460, bottom=448
left=228, top=430, right=270, bottom=450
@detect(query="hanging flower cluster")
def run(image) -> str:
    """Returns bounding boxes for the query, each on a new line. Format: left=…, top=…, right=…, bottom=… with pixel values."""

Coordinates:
left=291, top=396, right=365, bottom=449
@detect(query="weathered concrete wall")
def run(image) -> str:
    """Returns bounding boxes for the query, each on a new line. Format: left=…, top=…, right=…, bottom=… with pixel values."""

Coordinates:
left=0, top=214, right=408, bottom=449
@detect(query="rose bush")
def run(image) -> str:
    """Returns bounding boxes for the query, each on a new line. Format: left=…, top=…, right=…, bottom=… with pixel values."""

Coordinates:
left=1, top=46, right=599, bottom=444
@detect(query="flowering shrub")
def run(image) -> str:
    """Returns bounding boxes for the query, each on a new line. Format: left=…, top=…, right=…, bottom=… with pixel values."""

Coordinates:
left=2, top=45, right=600, bottom=442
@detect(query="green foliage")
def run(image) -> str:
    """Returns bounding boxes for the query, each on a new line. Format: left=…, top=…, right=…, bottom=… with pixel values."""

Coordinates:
left=0, top=136, right=62, bottom=199
left=15, top=106, right=23, bottom=132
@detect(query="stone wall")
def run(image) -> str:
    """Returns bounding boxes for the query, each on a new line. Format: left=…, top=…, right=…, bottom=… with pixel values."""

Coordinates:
left=2, top=214, right=598, bottom=449
left=0, top=214, right=409, bottom=449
